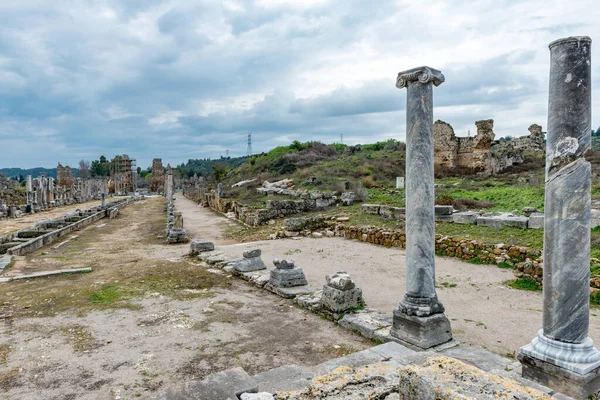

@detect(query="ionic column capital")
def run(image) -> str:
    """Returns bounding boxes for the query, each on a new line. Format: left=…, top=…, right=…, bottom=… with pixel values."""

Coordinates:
left=396, top=66, right=444, bottom=89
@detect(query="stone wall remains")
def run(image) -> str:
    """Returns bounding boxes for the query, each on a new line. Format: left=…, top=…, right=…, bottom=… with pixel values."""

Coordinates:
left=433, top=119, right=545, bottom=175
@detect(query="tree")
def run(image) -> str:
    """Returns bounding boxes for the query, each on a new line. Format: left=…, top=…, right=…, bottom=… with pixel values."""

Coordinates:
left=90, top=156, right=110, bottom=177
left=78, top=159, right=91, bottom=179
left=211, top=163, right=229, bottom=183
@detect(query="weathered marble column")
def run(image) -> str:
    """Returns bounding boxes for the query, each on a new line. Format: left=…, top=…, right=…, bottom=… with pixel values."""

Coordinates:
left=166, top=164, right=173, bottom=203
left=26, top=175, right=32, bottom=207
left=518, top=36, right=600, bottom=398
left=390, top=66, right=452, bottom=349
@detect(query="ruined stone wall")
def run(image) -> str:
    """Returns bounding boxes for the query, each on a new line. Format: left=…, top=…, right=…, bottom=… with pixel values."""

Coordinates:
left=151, top=158, right=165, bottom=193
left=0, top=174, right=22, bottom=208
left=56, top=164, right=75, bottom=187
left=433, top=119, right=545, bottom=175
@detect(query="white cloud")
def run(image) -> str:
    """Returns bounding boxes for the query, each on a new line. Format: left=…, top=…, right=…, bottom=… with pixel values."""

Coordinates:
left=0, top=0, right=598, bottom=168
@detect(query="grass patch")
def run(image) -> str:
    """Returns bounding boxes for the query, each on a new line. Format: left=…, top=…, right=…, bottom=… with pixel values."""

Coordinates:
left=365, top=188, right=405, bottom=207
left=468, top=257, right=483, bottom=265
left=508, top=277, right=541, bottom=291
left=0, top=344, right=11, bottom=365
left=0, top=260, right=230, bottom=319
left=347, top=212, right=405, bottom=230
left=89, top=284, right=129, bottom=304
left=590, top=291, right=600, bottom=307
left=497, top=262, right=515, bottom=269
left=439, top=282, right=457, bottom=288
left=436, top=222, right=544, bottom=249
left=0, top=368, right=20, bottom=391
left=435, top=180, right=545, bottom=212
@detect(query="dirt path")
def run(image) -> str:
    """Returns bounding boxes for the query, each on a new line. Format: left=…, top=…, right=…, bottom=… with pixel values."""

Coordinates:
left=0, top=197, right=371, bottom=400
left=174, top=193, right=241, bottom=245
left=172, top=199, right=600, bottom=358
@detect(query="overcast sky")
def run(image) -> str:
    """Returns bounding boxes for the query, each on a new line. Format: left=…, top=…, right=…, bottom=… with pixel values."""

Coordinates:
left=1, top=0, right=599, bottom=169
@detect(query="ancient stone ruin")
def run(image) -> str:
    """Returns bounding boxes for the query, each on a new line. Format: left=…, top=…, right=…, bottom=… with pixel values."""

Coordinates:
left=392, top=65, right=453, bottom=350
left=150, top=158, right=165, bottom=193
left=165, top=165, right=188, bottom=244
left=433, top=119, right=545, bottom=175
left=517, top=36, right=600, bottom=399
left=264, top=259, right=312, bottom=298
left=321, top=271, right=365, bottom=313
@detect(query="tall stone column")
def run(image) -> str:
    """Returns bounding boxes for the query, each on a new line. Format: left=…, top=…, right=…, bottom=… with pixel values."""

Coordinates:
left=166, top=164, right=173, bottom=203
left=390, top=66, right=452, bottom=349
left=518, top=36, right=600, bottom=398
left=26, top=175, right=32, bottom=207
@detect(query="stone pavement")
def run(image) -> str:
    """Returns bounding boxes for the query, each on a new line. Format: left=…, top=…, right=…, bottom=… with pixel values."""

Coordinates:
left=157, top=341, right=573, bottom=399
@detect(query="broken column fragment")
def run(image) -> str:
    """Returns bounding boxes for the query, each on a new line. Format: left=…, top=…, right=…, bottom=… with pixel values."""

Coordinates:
left=230, top=249, right=267, bottom=273
left=190, top=239, right=215, bottom=255
left=320, top=271, right=365, bottom=313
left=264, top=259, right=312, bottom=298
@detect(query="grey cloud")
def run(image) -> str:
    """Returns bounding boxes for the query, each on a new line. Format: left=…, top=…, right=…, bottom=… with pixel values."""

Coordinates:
left=0, top=0, right=598, bottom=168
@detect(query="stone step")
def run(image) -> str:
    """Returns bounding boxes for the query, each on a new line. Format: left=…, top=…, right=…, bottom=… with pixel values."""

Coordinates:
left=155, top=367, right=258, bottom=400
left=0, top=255, right=13, bottom=273
left=156, top=342, right=574, bottom=400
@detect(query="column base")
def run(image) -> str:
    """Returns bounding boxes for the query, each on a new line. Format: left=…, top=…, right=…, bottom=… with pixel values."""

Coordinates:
left=518, top=330, right=600, bottom=398
left=518, top=351, right=600, bottom=399
left=391, top=308, right=452, bottom=350
left=520, top=330, right=600, bottom=374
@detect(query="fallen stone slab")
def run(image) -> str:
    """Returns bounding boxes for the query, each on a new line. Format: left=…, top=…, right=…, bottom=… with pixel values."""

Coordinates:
left=313, top=349, right=387, bottom=375
left=452, top=211, right=478, bottom=224
left=434, top=205, right=453, bottom=215
left=253, top=364, right=314, bottom=393
left=264, top=284, right=313, bottom=299
left=338, top=312, right=392, bottom=340
left=8, top=267, right=92, bottom=281
left=158, top=367, right=258, bottom=400
left=397, top=356, right=551, bottom=400
left=434, top=215, right=453, bottom=222
left=239, top=270, right=270, bottom=287
left=190, top=239, right=215, bottom=254
left=0, top=255, right=14, bottom=274
left=369, top=341, right=416, bottom=362
left=439, top=345, right=514, bottom=373
left=240, top=393, right=274, bottom=400
left=528, top=212, right=544, bottom=229
left=230, top=257, right=267, bottom=273
left=477, top=215, right=529, bottom=229
left=360, top=204, right=380, bottom=215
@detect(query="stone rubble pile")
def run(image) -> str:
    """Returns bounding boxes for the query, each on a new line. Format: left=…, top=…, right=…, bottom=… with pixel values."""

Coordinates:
left=256, top=179, right=296, bottom=195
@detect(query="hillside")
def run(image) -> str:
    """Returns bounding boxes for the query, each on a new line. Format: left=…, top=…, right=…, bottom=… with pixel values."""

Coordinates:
left=227, top=140, right=406, bottom=189
left=0, top=167, right=80, bottom=179
left=191, top=139, right=557, bottom=213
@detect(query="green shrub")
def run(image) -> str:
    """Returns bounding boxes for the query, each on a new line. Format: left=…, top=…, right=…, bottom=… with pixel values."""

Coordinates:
left=508, top=278, right=541, bottom=291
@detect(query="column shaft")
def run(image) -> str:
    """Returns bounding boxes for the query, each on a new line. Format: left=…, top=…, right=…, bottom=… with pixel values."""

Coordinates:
left=543, top=37, right=593, bottom=343
left=404, top=81, right=436, bottom=300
